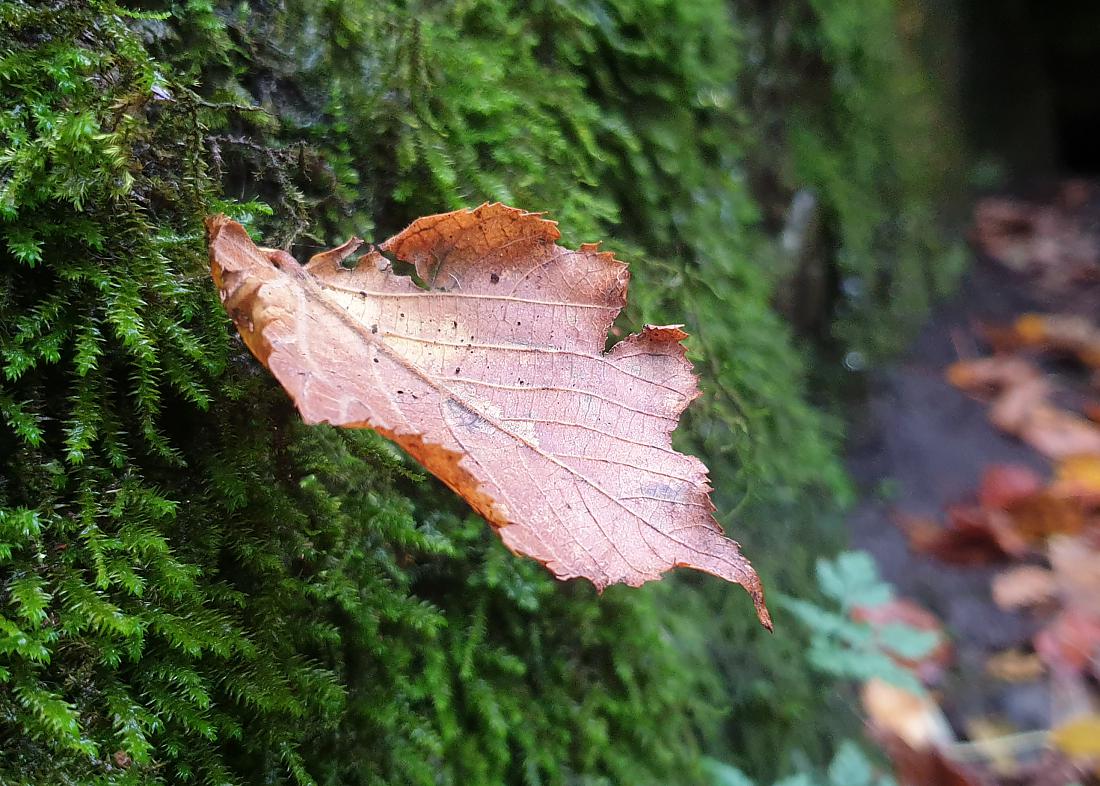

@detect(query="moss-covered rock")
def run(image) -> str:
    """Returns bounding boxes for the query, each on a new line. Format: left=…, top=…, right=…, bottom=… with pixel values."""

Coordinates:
left=0, top=0, right=957, bottom=783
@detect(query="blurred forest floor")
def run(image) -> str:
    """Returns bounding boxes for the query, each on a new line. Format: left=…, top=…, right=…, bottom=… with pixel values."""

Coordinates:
left=846, top=181, right=1100, bottom=785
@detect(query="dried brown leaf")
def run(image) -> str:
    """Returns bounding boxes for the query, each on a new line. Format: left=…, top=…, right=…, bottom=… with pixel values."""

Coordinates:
left=946, top=357, right=1042, bottom=397
left=861, top=677, right=956, bottom=750
left=1049, top=535, right=1100, bottom=616
left=1003, top=493, right=1085, bottom=544
left=985, top=649, right=1045, bottom=682
left=904, top=505, right=1027, bottom=565
left=979, top=464, right=1045, bottom=510
left=988, top=378, right=1051, bottom=435
left=971, top=196, right=1100, bottom=291
left=1014, top=406, right=1100, bottom=460
left=1035, top=609, right=1100, bottom=675
left=1012, top=313, right=1100, bottom=368
left=876, top=732, right=990, bottom=786
left=991, top=566, right=1058, bottom=611
left=207, top=205, right=769, bottom=624
left=947, top=352, right=1100, bottom=458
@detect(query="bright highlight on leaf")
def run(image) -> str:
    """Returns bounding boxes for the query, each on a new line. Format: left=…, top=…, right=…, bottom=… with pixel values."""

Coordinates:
left=207, top=203, right=769, bottom=626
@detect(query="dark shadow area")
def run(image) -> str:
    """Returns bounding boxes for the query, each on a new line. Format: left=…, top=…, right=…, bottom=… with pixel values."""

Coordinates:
left=960, top=0, right=1100, bottom=176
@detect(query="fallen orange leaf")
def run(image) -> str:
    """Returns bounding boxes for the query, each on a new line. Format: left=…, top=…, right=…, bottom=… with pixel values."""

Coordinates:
left=1050, top=714, right=1100, bottom=759
left=1002, top=492, right=1084, bottom=543
left=1051, top=455, right=1100, bottom=508
left=946, top=356, right=1042, bottom=396
left=1012, top=313, right=1100, bottom=368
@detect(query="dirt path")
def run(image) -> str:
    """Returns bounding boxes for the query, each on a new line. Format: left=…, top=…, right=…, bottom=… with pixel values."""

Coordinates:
left=845, top=243, right=1099, bottom=741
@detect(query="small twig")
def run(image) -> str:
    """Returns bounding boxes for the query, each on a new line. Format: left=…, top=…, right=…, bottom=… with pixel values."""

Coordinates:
left=950, top=326, right=977, bottom=360
left=193, top=98, right=267, bottom=114
left=944, top=729, right=1050, bottom=763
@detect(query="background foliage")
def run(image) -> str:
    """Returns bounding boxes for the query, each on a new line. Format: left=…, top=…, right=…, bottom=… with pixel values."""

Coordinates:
left=0, top=0, right=957, bottom=783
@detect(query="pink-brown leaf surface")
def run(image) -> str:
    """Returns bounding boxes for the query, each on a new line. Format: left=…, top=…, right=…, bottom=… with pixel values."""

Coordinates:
left=207, top=203, right=768, bottom=625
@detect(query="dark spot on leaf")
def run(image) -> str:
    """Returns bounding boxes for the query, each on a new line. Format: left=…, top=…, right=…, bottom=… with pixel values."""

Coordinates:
left=490, top=272, right=500, bottom=284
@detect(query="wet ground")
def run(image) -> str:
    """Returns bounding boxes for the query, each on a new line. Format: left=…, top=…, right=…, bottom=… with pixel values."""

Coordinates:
left=845, top=247, right=1100, bottom=738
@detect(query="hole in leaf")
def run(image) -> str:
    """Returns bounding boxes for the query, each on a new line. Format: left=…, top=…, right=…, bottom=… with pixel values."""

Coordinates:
left=374, top=245, right=430, bottom=289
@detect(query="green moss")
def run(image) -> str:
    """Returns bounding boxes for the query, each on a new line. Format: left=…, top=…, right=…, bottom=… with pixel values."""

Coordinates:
left=1, top=0, right=957, bottom=783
